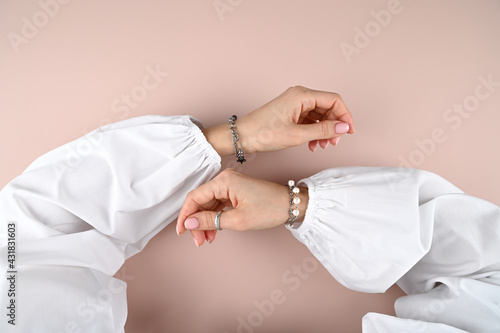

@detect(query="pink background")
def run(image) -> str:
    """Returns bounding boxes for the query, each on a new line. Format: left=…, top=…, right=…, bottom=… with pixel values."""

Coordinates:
left=1, top=1, right=499, bottom=332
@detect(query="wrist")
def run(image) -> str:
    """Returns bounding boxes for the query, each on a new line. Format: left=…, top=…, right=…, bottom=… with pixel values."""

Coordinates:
left=296, top=187, right=309, bottom=223
left=234, top=115, right=257, bottom=154
left=283, top=183, right=309, bottom=227
left=202, top=115, right=257, bottom=158
left=202, top=124, right=233, bottom=157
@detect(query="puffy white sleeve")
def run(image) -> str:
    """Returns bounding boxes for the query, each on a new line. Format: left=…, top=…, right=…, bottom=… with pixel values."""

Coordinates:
left=292, top=167, right=500, bottom=333
left=0, top=115, right=221, bottom=332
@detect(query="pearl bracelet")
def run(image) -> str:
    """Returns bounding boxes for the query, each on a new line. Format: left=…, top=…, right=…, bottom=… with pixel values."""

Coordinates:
left=228, top=115, right=246, bottom=164
left=285, top=180, right=300, bottom=229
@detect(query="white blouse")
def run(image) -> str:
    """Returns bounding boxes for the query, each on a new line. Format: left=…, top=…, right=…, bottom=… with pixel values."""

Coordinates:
left=294, top=167, right=500, bottom=333
left=0, top=115, right=498, bottom=332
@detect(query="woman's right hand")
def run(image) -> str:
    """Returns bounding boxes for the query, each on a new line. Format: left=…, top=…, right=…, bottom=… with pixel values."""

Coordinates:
left=176, top=169, right=309, bottom=247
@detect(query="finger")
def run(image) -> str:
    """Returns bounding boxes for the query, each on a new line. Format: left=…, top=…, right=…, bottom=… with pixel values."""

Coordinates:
left=205, top=230, right=217, bottom=243
left=301, top=108, right=355, bottom=137
left=302, top=113, right=329, bottom=150
left=177, top=181, right=224, bottom=235
left=301, top=90, right=355, bottom=134
left=319, top=138, right=329, bottom=149
left=296, top=120, right=350, bottom=143
left=179, top=199, right=225, bottom=236
left=185, top=208, right=243, bottom=231
left=299, top=109, right=328, bottom=122
left=190, top=229, right=206, bottom=247
left=323, top=108, right=355, bottom=135
left=300, top=115, right=320, bottom=125
left=185, top=210, right=218, bottom=231
left=308, top=140, right=318, bottom=152
left=330, top=136, right=341, bottom=146
left=338, top=113, right=355, bottom=134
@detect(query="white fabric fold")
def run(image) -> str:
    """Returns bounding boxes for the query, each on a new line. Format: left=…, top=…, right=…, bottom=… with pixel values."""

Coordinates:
left=292, top=166, right=500, bottom=332
left=362, top=312, right=469, bottom=333
left=0, top=115, right=221, bottom=332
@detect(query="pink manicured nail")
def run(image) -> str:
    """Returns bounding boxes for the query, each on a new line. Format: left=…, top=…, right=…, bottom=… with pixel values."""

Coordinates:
left=333, top=137, right=340, bottom=146
left=193, top=237, right=200, bottom=247
left=335, top=122, right=349, bottom=134
left=185, top=217, right=200, bottom=229
left=176, top=224, right=180, bottom=235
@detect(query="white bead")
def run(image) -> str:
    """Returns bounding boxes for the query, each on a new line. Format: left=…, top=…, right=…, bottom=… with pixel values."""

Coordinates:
left=292, top=209, right=300, bottom=216
left=293, top=187, right=300, bottom=194
left=293, top=197, right=301, bottom=204
left=288, top=180, right=295, bottom=187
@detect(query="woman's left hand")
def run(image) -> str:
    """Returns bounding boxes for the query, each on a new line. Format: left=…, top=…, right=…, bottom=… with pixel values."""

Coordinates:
left=176, top=169, right=309, bottom=247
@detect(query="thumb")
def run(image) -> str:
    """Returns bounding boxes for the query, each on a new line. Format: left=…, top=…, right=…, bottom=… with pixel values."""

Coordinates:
left=184, top=210, right=218, bottom=231
left=184, top=208, right=241, bottom=231
left=297, top=120, right=350, bottom=142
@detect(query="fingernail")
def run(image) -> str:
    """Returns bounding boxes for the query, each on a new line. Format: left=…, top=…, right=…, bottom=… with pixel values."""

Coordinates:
left=325, top=141, right=329, bottom=148
left=333, top=137, right=340, bottom=146
left=193, top=237, right=200, bottom=247
left=176, top=224, right=180, bottom=235
left=206, top=235, right=212, bottom=244
left=185, top=217, right=200, bottom=230
left=335, top=122, right=349, bottom=134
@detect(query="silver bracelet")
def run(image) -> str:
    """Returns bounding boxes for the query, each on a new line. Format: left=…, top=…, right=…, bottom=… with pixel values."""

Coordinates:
left=285, top=180, right=300, bottom=229
left=228, top=115, right=246, bottom=164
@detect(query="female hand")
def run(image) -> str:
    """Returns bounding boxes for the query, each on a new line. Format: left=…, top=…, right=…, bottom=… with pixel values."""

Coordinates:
left=176, top=169, right=309, bottom=247
left=188, top=86, right=352, bottom=245
left=202, top=86, right=355, bottom=156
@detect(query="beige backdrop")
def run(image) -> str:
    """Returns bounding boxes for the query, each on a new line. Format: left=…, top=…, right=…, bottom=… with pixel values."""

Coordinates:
left=1, top=1, right=499, bottom=332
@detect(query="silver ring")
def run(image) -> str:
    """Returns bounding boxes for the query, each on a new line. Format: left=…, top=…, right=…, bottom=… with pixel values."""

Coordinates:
left=215, top=210, right=223, bottom=231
